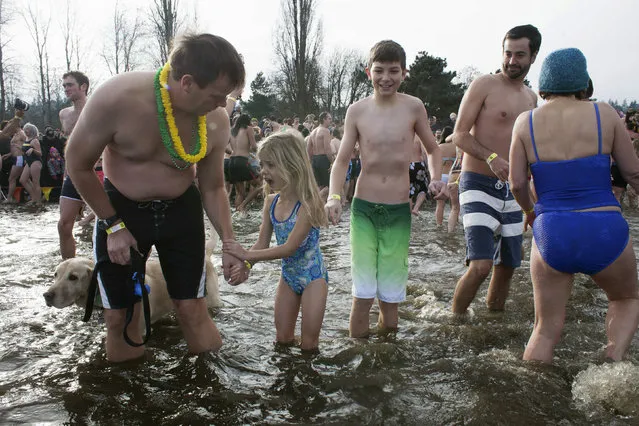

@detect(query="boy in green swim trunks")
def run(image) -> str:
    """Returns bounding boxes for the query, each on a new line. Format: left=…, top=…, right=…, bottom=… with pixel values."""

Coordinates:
left=325, top=40, right=448, bottom=337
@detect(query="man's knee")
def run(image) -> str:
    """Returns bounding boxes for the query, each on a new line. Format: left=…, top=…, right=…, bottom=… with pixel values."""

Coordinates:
left=104, top=308, right=129, bottom=332
left=173, top=298, right=209, bottom=325
left=468, top=260, right=493, bottom=280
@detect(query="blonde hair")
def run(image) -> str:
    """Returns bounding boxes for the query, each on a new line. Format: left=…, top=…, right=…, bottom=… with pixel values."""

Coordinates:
left=258, top=130, right=328, bottom=227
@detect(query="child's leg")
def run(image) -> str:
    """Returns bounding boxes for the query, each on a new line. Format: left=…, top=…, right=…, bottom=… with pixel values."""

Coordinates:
left=412, top=192, right=426, bottom=215
left=435, top=199, right=445, bottom=225
left=377, top=202, right=411, bottom=327
left=350, top=297, right=375, bottom=337
left=300, top=278, right=328, bottom=350
left=273, top=278, right=301, bottom=344
left=350, top=198, right=379, bottom=338
left=378, top=300, right=399, bottom=331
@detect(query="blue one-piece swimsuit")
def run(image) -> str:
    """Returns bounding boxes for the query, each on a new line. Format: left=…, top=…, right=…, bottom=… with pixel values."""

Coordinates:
left=270, top=194, right=328, bottom=294
left=529, top=103, right=628, bottom=275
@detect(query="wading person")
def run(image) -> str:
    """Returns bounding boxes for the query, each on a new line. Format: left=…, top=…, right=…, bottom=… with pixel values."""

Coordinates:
left=66, top=33, right=250, bottom=362
left=510, top=48, right=639, bottom=363
left=451, top=25, right=541, bottom=314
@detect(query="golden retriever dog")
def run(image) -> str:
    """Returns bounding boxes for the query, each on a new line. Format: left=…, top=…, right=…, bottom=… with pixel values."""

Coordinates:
left=44, top=236, right=222, bottom=325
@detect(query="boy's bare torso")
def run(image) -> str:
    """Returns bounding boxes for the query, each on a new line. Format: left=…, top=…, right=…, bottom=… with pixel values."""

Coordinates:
left=353, top=94, right=421, bottom=204
left=463, top=75, right=536, bottom=176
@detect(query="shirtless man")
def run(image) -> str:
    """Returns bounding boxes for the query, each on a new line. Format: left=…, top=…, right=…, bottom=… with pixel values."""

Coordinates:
left=65, top=33, right=249, bottom=362
left=409, top=135, right=429, bottom=215
left=229, top=113, right=258, bottom=207
left=57, top=71, right=89, bottom=259
left=451, top=25, right=541, bottom=314
left=3, top=127, right=26, bottom=203
left=325, top=40, right=447, bottom=337
left=307, top=112, right=334, bottom=194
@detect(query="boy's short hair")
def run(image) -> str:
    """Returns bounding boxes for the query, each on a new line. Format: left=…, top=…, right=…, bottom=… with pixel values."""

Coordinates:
left=368, top=40, right=406, bottom=70
left=503, top=24, right=542, bottom=57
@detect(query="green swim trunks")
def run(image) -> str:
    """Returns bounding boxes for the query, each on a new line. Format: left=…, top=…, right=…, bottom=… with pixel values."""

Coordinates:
left=350, top=197, right=411, bottom=303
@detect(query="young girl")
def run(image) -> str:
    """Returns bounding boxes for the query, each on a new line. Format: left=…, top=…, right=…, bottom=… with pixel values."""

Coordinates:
left=223, top=130, right=329, bottom=351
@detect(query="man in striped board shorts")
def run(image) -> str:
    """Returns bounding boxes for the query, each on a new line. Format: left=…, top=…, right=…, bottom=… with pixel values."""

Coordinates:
left=450, top=24, right=541, bottom=314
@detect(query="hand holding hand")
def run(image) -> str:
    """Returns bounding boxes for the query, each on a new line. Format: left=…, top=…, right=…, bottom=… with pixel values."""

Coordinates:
left=223, top=252, right=249, bottom=286
left=222, top=239, right=248, bottom=260
left=324, top=198, right=342, bottom=226
left=429, top=180, right=449, bottom=200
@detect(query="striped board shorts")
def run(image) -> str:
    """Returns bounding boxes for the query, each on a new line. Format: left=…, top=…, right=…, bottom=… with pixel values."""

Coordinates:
left=459, top=171, right=523, bottom=268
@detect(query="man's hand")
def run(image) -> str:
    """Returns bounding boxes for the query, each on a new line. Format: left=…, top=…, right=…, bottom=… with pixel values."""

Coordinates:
left=222, top=239, right=248, bottom=260
left=524, top=211, right=536, bottom=232
left=223, top=252, right=249, bottom=286
left=107, top=228, right=139, bottom=265
left=325, top=198, right=342, bottom=225
left=488, top=156, right=509, bottom=182
left=429, top=179, right=449, bottom=200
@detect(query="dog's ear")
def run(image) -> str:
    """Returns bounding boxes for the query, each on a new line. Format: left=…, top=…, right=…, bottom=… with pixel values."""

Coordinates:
left=84, top=264, right=93, bottom=280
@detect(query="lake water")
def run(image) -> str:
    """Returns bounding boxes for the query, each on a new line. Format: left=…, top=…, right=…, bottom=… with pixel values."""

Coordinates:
left=1, top=202, right=638, bottom=424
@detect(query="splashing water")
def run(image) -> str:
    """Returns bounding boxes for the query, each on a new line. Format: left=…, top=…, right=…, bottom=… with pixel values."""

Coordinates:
left=572, top=362, right=639, bottom=417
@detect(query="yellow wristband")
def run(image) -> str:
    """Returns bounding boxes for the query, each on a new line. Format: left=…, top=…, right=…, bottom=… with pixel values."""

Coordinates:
left=227, top=96, right=237, bottom=103
left=244, top=260, right=252, bottom=270
left=329, top=193, right=341, bottom=201
left=524, top=207, right=535, bottom=215
left=106, top=222, right=126, bottom=234
left=486, top=153, right=498, bottom=164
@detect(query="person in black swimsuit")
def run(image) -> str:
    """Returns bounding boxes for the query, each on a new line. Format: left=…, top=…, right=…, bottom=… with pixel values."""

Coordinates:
left=19, top=123, right=43, bottom=204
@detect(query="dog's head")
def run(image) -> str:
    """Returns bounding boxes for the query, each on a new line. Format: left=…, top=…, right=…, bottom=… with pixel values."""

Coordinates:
left=43, top=258, right=94, bottom=308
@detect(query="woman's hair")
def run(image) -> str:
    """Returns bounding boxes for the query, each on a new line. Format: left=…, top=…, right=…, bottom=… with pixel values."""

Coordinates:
left=258, top=130, right=328, bottom=227
left=23, top=123, right=39, bottom=139
left=231, top=113, right=251, bottom=137
left=332, top=127, right=342, bottom=139
left=439, top=126, right=453, bottom=144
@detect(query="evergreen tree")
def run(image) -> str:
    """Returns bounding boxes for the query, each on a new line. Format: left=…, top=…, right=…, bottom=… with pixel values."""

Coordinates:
left=401, top=52, right=464, bottom=120
left=242, top=72, right=276, bottom=120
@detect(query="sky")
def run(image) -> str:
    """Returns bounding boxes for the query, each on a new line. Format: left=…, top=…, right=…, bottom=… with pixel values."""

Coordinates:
left=3, top=0, right=639, bottom=106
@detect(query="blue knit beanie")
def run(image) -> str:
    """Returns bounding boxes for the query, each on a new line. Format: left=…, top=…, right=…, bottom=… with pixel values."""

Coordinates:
left=538, top=48, right=589, bottom=93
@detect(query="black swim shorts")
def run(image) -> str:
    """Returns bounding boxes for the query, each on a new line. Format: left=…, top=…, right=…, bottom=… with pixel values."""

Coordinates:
left=94, top=179, right=207, bottom=309
left=61, top=175, right=82, bottom=201
left=312, top=154, right=331, bottom=187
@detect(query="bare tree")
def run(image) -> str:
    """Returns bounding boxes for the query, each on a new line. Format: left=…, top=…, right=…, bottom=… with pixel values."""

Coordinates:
left=148, top=0, right=181, bottom=66
left=102, top=1, right=146, bottom=75
left=273, top=0, right=323, bottom=116
left=61, top=0, right=78, bottom=71
left=0, top=0, right=16, bottom=119
left=346, top=61, right=372, bottom=106
left=318, top=48, right=366, bottom=118
left=23, top=4, right=52, bottom=124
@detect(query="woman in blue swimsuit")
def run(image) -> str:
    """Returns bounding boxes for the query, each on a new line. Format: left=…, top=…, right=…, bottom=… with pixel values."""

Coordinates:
left=223, top=130, right=329, bottom=352
left=510, top=48, right=639, bottom=363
